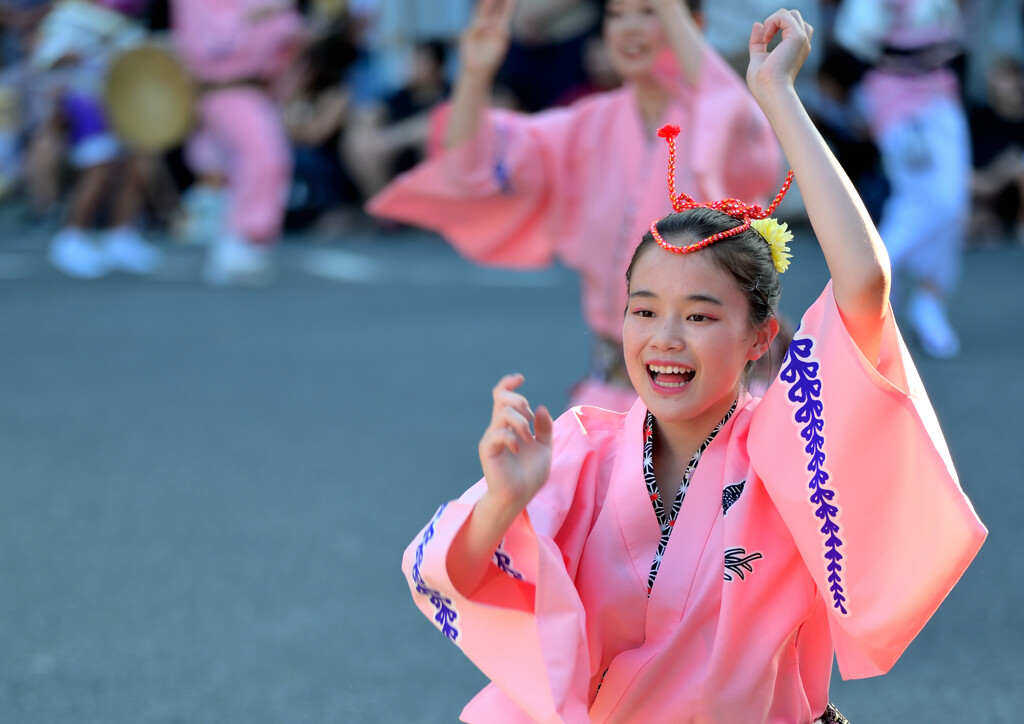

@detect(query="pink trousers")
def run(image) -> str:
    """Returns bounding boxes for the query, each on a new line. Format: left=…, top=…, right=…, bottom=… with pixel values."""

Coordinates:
left=187, top=86, right=291, bottom=244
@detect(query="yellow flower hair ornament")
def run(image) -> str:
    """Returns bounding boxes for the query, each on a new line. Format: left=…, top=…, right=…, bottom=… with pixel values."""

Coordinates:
left=749, top=217, right=793, bottom=274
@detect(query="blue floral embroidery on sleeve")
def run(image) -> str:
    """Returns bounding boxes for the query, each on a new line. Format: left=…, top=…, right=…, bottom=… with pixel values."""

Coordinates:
left=780, top=334, right=849, bottom=615
left=493, top=539, right=523, bottom=580
left=410, top=504, right=461, bottom=642
left=492, top=124, right=514, bottom=195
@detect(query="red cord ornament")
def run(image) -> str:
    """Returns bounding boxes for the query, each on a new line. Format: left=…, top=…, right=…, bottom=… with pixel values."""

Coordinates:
left=650, top=124, right=794, bottom=263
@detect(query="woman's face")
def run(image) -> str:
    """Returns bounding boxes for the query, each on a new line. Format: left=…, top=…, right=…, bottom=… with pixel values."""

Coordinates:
left=603, top=0, right=669, bottom=80
left=623, top=244, right=776, bottom=437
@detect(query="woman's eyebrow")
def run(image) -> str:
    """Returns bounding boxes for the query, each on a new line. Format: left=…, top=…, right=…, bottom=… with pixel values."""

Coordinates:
left=686, top=293, right=724, bottom=305
left=628, top=290, right=724, bottom=305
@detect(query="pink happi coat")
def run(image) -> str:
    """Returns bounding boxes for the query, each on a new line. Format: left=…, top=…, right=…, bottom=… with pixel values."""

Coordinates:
left=402, top=284, right=987, bottom=723
left=368, top=48, right=782, bottom=412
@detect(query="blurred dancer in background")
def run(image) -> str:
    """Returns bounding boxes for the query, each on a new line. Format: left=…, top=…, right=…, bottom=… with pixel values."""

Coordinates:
left=170, top=0, right=304, bottom=286
left=369, top=0, right=782, bottom=412
left=834, top=0, right=969, bottom=359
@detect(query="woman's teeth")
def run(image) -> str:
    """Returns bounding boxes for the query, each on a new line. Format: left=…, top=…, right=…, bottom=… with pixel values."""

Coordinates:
left=649, top=364, right=690, bottom=374
left=648, top=365, right=695, bottom=388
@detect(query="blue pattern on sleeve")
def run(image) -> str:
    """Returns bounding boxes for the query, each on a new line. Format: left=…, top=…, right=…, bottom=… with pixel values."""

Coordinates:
left=780, top=335, right=849, bottom=616
left=493, top=539, right=524, bottom=580
left=492, top=124, right=514, bottom=195
left=410, top=504, right=461, bottom=642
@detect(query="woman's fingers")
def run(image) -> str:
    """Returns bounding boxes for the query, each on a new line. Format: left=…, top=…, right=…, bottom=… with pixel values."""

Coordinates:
left=748, top=7, right=813, bottom=87
left=474, top=0, right=500, bottom=22
left=492, top=373, right=534, bottom=423
left=533, top=405, right=554, bottom=447
left=473, top=0, right=515, bottom=27
left=483, top=374, right=551, bottom=456
left=497, top=405, right=534, bottom=442
left=493, top=372, right=525, bottom=395
left=749, top=20, right=768, bottom=56
left=481, top=424, right=520, bottom=457
left=496, top=0, right=516, bottom=26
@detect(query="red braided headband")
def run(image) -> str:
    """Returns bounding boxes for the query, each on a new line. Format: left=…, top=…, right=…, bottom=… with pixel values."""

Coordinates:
left=650, top=124, right=794, bottom=255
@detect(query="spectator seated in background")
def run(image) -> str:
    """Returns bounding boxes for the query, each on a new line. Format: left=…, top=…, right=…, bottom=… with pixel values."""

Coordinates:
left=34, top=0, right=162, bottom=279
left=968, top=55, right=1024, bottom=247
left=281, top=18, right=360, bottom=232
left=344, top=40, right=450, bottom=204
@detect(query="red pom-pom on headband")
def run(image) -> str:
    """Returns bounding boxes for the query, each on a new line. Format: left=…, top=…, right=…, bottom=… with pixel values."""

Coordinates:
left=650, top=122, right=794, bottom=255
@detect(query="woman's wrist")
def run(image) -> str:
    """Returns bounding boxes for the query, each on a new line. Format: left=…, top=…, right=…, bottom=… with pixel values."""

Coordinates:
left=751, top=80, right=800, bottom=118
left=476, top=488, right=526, bottom=532
left=455, top=67, right=497, bottom=93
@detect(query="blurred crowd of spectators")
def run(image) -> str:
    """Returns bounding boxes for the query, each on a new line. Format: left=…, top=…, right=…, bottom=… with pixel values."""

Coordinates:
left=0, top=0, right=1021, bottom=255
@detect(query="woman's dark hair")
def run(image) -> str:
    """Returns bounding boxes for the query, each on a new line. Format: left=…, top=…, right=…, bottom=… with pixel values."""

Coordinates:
left=302, top=20, right=359, bottom=93
left=625, top=207, right=781, bottom=329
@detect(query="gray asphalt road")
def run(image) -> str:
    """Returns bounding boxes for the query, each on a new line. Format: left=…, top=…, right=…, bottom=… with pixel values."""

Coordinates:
left=1, top=215, right=1020, bottom=723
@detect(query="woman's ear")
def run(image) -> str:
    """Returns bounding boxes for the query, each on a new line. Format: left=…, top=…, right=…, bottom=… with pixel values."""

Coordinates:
left=749, top=317, right=780, bottom=361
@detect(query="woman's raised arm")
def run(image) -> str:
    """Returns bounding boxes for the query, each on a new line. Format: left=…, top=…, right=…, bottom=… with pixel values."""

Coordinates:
left=747, top=9, right=891, bottom=362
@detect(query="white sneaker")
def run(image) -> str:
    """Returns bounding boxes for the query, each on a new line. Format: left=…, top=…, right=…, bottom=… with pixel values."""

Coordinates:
left=102, top=226, right=163, bottom=275
left=202, top=233, right=274, bottom=287
left=908, top=291, right=960, bottom=360
left=48, top=227, right=110, bottom=279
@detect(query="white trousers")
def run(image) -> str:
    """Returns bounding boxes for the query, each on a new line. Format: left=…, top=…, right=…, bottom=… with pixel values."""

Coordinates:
left=876, top=96, right=972, bottom=298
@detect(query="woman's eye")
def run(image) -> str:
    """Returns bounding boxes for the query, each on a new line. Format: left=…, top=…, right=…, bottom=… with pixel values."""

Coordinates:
left=633, top=309, right=654, bottom=318
left=688, top=314, right=709, bottom=322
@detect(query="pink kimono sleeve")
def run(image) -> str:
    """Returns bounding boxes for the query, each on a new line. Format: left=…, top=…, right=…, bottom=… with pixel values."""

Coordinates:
left=748, top=283, right=987, bottom=680
left=367, top=104, right=580, bottom=269
left=400, top=410, right=605, bottom=723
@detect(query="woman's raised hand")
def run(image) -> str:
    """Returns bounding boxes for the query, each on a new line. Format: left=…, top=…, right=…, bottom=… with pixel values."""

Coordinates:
left=478, top=374, right=553, bottom=515
left=746, top=8, right=813, bottom=103
left=458, top=0, right=516, bottom=79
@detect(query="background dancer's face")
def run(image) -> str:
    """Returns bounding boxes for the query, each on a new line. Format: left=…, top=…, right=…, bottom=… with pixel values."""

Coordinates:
left=603, top=0, right=668, bottom=80
left=623, top=244, right=776, bottom=436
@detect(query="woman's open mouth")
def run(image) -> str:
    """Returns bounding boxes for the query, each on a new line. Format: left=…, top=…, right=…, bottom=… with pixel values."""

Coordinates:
left=648, top=364, right=695, bottom=389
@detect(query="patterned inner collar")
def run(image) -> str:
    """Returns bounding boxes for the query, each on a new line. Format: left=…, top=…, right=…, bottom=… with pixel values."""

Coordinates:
left=642, top=399, right=737, bottom=595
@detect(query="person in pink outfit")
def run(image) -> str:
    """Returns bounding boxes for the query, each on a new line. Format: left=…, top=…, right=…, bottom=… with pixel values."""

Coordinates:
left=369, top=0, right=782, bottom=412
left=836, top=0, right=970, bottom=359
left=402, top=9, right=986, bottom=723
left=170, top=0, right=304, bottom=285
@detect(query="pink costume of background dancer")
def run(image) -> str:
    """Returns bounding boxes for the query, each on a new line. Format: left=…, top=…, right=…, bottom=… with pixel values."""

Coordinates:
left=369, top=0, right=782, bottom=412
left=171, top=0, right=303, bottom=284
left=401, top=9, right=986, bottom=723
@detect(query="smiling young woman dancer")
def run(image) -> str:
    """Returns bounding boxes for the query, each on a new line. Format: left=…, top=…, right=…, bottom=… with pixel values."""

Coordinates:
left=401, top=9, right=986, bottom=723
left=369, top=0, right=782, bottom=413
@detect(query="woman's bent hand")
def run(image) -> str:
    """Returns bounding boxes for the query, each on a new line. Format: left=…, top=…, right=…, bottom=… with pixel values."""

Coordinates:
left=458, top=0, right=516, bottom=81
left=479, top=373, right=554, bottom=517
left=447, top=374, right=552, bottom=597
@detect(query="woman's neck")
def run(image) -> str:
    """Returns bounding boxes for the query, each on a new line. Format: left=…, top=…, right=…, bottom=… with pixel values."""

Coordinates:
left=633, top=77, right=669, bottom=136
left=651, top=390, right=741, bottom=467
